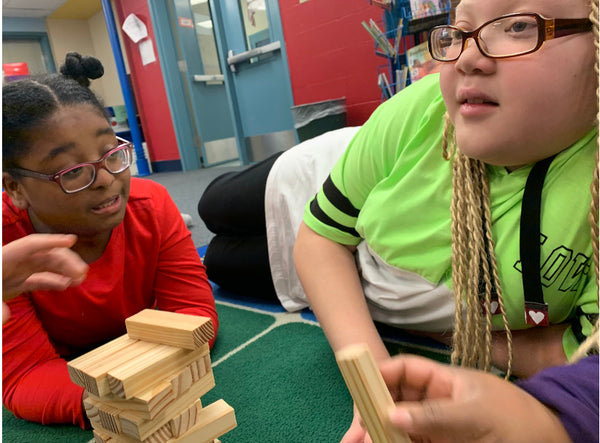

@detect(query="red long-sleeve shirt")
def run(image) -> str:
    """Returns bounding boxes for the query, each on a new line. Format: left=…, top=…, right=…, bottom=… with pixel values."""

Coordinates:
left=2, top=178, right=218, bottom=428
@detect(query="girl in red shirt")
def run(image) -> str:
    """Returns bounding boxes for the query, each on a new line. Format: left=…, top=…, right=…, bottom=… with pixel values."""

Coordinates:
left=2, top=52, right=218, bottom=428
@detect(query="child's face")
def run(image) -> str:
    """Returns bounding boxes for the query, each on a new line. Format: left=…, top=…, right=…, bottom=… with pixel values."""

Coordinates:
left=440, top=0, right=596, bottom=168
left=6, top=104, right=131, bottom=238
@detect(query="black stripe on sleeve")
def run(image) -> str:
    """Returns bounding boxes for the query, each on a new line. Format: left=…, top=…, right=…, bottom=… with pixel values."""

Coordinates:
left=571, top=307, right=598, bottom=344
left=309, top=197, right=360, bottom=238
left=322, top=175, right=360, bottom=218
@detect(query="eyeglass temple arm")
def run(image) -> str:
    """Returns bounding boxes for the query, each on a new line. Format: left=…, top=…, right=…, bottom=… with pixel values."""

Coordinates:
left=552, top=18, right=592, bottom=38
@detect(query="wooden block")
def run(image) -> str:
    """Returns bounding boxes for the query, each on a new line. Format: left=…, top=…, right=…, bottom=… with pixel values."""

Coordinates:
left=171, top=354, right=210, bottom=397
left=90, top=423, right=170, bottom=443
left=68, top=335, right=161, bottom=396
left=126, top=309, right=214, bottom=350
left=92, top=429, right=113, bottom=443
left=169, top=399, right=202, bottom=438
left=89, top=399, right=207, bottom=443
left=118, top=370, right=214, bottom=439
left=168, top=400, right=236, bottom=443
left=97, top=402, right=123, bottom=434
left=335, top=344, right=410, bottom=443
left=89, top=353, right=210, bottom=421
left=84, top=397, right=102, bottom=428
left=107, top=343, right=209, bottom=399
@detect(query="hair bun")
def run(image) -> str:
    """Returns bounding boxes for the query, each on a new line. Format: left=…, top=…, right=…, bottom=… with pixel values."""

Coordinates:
left=60, top=52, right=104, bottom=87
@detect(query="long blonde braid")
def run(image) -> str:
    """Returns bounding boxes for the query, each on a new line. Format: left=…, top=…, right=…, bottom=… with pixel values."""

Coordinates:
left=444, top=118, right=513, bottom=377
left=572, top=0, right=600, bottom=362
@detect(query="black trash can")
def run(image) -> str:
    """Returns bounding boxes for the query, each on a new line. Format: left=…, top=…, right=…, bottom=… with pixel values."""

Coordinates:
left=291, top=97, right=347, bottom=142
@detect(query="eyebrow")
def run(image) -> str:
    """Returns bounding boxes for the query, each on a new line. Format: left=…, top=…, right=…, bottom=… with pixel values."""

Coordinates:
left=41, top=127, right=116, bottom=163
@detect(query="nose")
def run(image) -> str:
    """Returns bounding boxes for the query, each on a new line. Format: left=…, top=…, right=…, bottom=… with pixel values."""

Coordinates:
left=90, top=165, right=115, bottom=189
left=454, top=37, right=495, bottom=74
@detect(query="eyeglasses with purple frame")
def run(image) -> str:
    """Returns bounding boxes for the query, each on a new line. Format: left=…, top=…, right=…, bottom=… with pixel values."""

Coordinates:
left=8, top=136, right=133, bottom=194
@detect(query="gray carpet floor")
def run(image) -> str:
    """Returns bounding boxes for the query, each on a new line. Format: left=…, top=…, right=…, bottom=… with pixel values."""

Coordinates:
left=143, top=162, right=247, bottom=248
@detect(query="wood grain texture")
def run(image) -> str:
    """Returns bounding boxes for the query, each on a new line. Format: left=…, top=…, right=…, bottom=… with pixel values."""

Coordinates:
left=106, top=343, right=209, bottom=399
left=126, top=309, right=214, bottom=350
left=68, top=335, right=160, bottom=396
left=169, top=400, right=236, bottom=443
left=336, top=344, right=410, bottom=443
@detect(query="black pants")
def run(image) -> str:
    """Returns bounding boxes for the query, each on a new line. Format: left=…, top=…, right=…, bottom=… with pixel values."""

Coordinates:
left=198, top=152, right=284, bottom=300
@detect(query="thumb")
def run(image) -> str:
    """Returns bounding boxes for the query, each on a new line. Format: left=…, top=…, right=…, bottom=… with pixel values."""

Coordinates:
left=389, top=399, right=474, bottom=436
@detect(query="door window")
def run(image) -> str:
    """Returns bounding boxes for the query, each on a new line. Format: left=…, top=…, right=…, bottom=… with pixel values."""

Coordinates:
left=190, top=0, right=222, bottom=75
left=239, top=0, right=271, bottom=51
left=2, top=39, right=47, bottom=76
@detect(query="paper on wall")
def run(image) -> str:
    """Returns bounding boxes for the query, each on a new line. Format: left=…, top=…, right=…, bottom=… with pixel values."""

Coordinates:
left=139, top=39, right=156, bottom=66
left=122, top=13, right=148, bottom=43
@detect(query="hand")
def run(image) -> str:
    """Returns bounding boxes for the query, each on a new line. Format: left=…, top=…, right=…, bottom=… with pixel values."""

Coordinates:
left=379, top=355, right=572, bottom=443
left=3, top=234, right=89, bottom=323
left=339, top=406, right=368, bottom=443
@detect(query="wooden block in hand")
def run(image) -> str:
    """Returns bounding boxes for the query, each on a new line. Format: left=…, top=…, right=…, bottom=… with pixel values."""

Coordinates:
left=126, top=309, right=214, bottom=350
left=335, top=344, right=410, bottom=443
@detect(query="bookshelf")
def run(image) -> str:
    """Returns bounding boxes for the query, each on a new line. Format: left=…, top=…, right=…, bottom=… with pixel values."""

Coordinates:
left=365, top=0, right=450, bottom=100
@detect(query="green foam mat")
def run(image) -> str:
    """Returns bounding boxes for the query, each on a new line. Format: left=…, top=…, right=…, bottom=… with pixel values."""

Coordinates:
left=2, top=302, right=449, bottom=441
left=210, top=302, right=277, bottom=361
left=2, top=407, right=92, bottom=442
left=201, top=321, right=352, bottom=442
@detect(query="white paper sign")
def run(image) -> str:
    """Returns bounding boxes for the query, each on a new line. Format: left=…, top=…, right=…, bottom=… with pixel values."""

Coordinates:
left=139, top=39, right=156, bottom=66
left=122, top=14, right=148, bottom=43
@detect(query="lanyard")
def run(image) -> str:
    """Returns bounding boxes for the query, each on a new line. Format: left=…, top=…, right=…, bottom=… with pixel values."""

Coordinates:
left=519, top=154, right=556, bottom=326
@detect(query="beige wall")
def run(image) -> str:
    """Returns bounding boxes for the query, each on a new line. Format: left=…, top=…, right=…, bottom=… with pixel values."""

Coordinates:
left=46, top=7, right=125, bottom=107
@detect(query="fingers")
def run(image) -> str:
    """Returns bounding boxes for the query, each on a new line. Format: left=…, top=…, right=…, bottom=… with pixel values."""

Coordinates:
left=2, top=302, right=10, bottom=325
left=35, top=246, right=89, bottom=282
left=20, top=272, right=79, bottom=293
left=3, top=234, right=77, bottom=259
left=389, top=399, right=485, bottom=441
left=2, top=234, right=88, bottom=300
left=379, top=355, right=454, bottom=401
left=340, top=411, right=368, bottom=443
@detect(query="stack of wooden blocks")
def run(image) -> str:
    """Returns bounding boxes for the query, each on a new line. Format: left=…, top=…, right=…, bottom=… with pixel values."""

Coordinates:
left=67, top=309, right=236, bottom=443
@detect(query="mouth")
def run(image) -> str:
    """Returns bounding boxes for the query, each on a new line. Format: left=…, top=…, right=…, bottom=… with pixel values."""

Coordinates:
left=458, top=90, right=499, bottom=106
left=461, top=98, right=498, bottom=105
left=92, top=195, right=122, bottom=214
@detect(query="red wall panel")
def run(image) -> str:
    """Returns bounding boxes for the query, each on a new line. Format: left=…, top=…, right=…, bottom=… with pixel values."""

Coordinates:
left=113, top=0, right=180, bottom=164
left=279, top=0, right=387, bottom=126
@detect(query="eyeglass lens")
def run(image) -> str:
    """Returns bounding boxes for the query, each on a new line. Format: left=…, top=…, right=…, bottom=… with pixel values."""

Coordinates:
left=431, top=15, right=540, bottom=60
left=60, top=147, right=131, bottom=192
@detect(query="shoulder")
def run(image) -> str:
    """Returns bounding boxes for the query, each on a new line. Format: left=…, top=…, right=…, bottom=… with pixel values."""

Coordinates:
left=128, top=177, right=170, bottom=201
left=2, top=192, right=32, bottom=244
left=124, top=178, right=179, bottom=226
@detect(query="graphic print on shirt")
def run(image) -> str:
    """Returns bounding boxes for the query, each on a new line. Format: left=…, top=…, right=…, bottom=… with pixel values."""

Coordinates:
left=513, top=232, right=591, bottom=293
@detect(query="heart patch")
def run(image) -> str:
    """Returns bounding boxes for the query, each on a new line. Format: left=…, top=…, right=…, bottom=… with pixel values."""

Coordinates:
left=528, top=310, right=545, bottom=325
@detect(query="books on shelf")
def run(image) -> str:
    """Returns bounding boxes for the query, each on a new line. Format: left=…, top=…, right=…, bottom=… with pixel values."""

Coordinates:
left=409, top=0, right=446, bottom=19
left=378, top=72, right=393, bottom=99
left=361, top=19, right=397, bottom=58
left=406, top=41, right=441, bottom=83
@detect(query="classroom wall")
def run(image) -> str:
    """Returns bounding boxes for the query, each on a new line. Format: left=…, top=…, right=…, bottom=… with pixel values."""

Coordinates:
left=278, top=0, right=385, bottom=126
left=45, top=13, right=124, bottom=107
left=112, top=0, right=180, bottom=165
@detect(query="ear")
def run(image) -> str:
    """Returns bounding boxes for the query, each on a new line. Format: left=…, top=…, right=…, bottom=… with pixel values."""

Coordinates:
left=2, top=172, right=30, bottom=210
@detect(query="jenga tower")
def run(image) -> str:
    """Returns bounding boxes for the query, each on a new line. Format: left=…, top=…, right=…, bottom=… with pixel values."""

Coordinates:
left=67, top=309, right=236, bottom=443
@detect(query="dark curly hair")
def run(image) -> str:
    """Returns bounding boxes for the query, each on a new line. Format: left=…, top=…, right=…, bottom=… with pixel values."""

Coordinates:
left=3, top=52, right=107, bottom=170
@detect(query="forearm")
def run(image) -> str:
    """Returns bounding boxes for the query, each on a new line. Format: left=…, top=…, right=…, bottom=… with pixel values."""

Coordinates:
left=2, top=296, right=86, bottom=427
left=491, top=324, right=568, bottom=378
left=3, top=358, right=87, bottom=428
left=294, top=223, right=389, bottom=361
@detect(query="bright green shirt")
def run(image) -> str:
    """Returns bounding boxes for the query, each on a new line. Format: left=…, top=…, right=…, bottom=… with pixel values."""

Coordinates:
left=304, top=73, right=598, bottom=357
